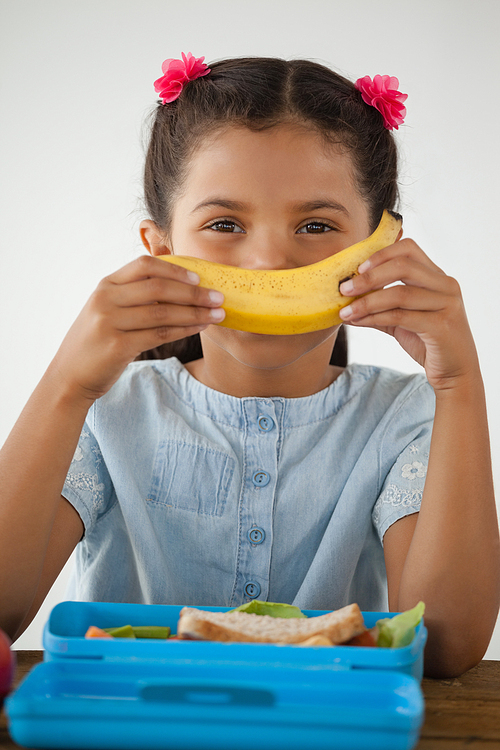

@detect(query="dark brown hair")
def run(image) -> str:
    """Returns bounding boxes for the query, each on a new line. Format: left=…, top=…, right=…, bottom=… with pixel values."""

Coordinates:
left=138, top=56, right=400, bottom=366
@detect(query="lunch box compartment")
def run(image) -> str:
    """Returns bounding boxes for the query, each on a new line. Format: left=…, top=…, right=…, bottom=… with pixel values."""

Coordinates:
left=43, top=600, right=427, bottom=679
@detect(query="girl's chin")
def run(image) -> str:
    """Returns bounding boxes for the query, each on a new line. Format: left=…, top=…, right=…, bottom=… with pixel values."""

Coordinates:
left=201, top=325, right=339, bottom=369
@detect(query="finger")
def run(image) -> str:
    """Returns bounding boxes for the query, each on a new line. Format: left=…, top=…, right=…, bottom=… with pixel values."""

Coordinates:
left=107, top=255, right=201, bottom=287
left=341, top=307, right=440, bottom=337
left=339, top=285, right=449, bottom=323
left=110, top=275, right=224, bottom=309
left=110, top=300, right=226, bottom=332
left=340, top=254, right=459, bottom=298
left=356, top=238, right=446, bottom=277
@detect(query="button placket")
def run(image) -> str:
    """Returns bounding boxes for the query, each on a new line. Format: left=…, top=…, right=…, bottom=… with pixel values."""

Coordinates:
left=232, top=399, right=283, bottom=604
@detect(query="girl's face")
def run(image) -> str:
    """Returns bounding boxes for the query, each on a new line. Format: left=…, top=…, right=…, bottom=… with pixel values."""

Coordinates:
left=162, top=124, right=372, bottom=371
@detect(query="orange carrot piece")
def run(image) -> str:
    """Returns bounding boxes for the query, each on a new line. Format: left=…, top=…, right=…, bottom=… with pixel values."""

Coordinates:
left=85, top=625, right=113, bottom=639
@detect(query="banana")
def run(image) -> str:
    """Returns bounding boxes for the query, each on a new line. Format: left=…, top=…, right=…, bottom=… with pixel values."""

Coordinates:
left=158, top=209, right=402, bottom=335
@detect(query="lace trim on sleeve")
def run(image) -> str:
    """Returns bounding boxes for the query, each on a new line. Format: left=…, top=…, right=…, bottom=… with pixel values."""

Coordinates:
left=372, top=483, right=423, bottom=530
left=65, top=429, right=106, bottom=513
left=65, top=471, right=105, bottom=512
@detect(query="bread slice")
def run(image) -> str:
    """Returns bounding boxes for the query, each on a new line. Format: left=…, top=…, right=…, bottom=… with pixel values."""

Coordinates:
left=177, top=604, right=365, bottom=645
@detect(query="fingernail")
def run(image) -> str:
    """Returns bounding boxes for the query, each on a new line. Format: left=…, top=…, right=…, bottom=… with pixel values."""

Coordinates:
left=358, top=259, right=371, bottom=274
left=187, top=271, right=200, bottom=284
left=209, top=290, right=224, bottom=304
left=210, top=308, right=226, bottom=321
left=339, top=305, right=353, bottom=320
left=339, top=279, right=354, bottom=295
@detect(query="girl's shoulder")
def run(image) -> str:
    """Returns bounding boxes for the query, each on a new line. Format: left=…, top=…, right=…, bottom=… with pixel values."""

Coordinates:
left=332, top=362, right=433, bottom=406
left=102, top=356, right=185, bottom=397
left=89, top=357, right=187, bottom=421
left=345, top=362, right=434, bottom=415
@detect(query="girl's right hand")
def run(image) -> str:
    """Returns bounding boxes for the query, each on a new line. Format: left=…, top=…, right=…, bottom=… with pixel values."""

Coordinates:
left=50, top=255, right=225, bottom=402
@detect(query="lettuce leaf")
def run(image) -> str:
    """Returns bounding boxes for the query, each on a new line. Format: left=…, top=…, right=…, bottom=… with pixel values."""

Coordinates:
left=376, top=601, right=425, bottom=648
left=229, top=600, right=307, bottom=618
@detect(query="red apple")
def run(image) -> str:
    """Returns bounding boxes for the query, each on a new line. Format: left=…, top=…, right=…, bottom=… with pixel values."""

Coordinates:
left=0, top=628, right=16, bottom=708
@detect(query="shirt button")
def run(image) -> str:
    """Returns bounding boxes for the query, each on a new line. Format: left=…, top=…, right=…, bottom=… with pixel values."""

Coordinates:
left=247, top=527, right=266, bottom=545
left=258, top=414, right=275, bottom=432
left=252, top=471, right=270, bottom=487
left=244, top=581, right=261, bottom=599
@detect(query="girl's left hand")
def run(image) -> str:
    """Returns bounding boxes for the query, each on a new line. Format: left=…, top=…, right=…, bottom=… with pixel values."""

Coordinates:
left=338, top=238, right=479, bottom=391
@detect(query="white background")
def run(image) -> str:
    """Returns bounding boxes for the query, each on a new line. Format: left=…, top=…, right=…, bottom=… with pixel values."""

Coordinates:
left=1, top=0, right=499, bottom=658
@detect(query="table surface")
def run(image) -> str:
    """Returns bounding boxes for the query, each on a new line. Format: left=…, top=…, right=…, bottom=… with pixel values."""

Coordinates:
left=1, top=651, right=499, bottom=749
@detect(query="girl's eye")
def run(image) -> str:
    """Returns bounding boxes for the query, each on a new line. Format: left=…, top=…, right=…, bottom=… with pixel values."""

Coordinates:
left=297, top=222, right=335, bottom=234
left=206, top=220, right=245, bottom=233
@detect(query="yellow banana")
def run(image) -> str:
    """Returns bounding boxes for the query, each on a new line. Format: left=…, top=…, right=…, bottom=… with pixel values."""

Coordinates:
left=159, top=209, right=402, bottom=335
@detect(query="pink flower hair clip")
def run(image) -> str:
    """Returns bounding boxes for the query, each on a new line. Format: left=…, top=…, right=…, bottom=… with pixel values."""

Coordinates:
left=355, top=75, right=408, bottom=130
left=154, top=52, right=211, bottom=104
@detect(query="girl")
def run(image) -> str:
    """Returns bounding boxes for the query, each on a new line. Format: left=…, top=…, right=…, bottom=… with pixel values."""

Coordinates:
left=0, top=55, right=498, bottom=678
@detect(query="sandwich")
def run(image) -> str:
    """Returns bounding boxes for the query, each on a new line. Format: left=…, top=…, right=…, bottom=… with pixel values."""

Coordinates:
left=84, top=601, right=425, bottom=648
left=177, top=603, right=365, bottom=645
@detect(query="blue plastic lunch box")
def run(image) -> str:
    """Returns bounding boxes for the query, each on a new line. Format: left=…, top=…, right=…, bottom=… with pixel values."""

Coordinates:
left=6, top=601, right=427, bottom=750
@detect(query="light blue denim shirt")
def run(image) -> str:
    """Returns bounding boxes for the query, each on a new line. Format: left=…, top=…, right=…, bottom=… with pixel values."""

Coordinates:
left=63, top=357, right=435, bottom=612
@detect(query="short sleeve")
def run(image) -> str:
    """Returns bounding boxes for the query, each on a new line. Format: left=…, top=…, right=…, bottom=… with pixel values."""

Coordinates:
left=62, top=414, right=114, bottom=533
left=372, top=381, right=434, bottom=544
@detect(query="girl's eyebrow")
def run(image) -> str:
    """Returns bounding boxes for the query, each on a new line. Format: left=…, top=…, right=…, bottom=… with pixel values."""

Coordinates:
left=191, top=199, right=247, bottom=214
left=291, top=200, right=350, bottom=216
left=191, top=198, right=350, bottom=215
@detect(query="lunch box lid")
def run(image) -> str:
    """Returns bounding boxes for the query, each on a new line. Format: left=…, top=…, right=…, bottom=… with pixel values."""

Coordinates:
left=5, top=601, right=426, bottom=750
left=6, top=656, right=424, bottom=750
